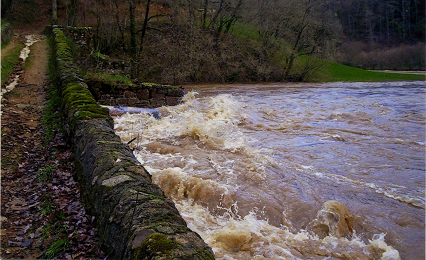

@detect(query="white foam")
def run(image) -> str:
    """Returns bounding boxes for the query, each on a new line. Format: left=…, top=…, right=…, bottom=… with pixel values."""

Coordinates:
left=367, top=234, right=401, bottom=260
left=175, top=200, right=400, bottom=260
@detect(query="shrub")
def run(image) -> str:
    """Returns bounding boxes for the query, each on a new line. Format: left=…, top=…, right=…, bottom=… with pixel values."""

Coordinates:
left=340, top=41, right=425, bottom=71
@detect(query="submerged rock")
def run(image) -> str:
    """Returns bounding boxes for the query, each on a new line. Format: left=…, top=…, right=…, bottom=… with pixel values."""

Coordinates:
left=307, top=200, right=354, bottom=239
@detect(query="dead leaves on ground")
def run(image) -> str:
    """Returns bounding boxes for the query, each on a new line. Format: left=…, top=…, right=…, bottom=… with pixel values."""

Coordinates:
left=1, top=86, right=107, bottom=259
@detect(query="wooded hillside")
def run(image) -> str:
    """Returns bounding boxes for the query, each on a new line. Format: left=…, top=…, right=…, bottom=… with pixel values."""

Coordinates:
left=3, top=0, right=424, bottom=83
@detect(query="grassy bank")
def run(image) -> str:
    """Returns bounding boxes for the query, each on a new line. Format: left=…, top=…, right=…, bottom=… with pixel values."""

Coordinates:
left=230, top=22, right=425, bottom=83
left=1, top=42, right=24, bottom=86
left=314, top=60, right=425, bottom=82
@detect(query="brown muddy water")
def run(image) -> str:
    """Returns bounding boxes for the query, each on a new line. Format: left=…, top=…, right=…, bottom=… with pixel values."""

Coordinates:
left=113, top=81, right=425, bottom=259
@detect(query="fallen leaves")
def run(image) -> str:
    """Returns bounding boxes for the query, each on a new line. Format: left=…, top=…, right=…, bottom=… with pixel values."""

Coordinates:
left=1, top=78, right=106, bottom=259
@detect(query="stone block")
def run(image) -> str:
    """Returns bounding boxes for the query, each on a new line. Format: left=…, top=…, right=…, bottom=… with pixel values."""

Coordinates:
left=116, top=98, right=128, bottom=106
left=124, top=90, right=136, bottom=98
left=104, top=99, right=115, bottom=106
left=152, top=92, right=165, bottom=99
left=100, top=94, right=110, bottom=100
left=156, top=87, right=169, bottom=95
left=166, top=96, right=181, bottom=106
left=137, top=100, right=150, bottom=107
left=136, top=89, right=150, bottom=100
left=116, top=85, right=129, bottom=90
left=128, top=97, right=140, bottom=106
left=168, top=87, right=184, bottom=97
left=150, top=98, right=167, bottom=108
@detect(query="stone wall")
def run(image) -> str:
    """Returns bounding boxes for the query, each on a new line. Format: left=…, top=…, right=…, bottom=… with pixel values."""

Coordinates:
left=62, top=26, right=94, bottom=57
left=86, top=79, right=184, bottom=108
left=49, top=25, right=214, bottom=260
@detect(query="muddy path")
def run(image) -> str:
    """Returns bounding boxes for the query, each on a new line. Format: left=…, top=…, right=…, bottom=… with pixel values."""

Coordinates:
left=1, top=30, right=107, bottom=260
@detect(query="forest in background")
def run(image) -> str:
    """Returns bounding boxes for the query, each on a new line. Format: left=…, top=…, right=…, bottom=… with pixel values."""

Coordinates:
left=2, top=0, right=425, bottom=83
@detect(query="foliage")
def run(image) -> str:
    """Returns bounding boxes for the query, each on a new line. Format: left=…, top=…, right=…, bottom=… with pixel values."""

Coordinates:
left=339, top=41, right=425, bottom=70
left=40, top=199, right=70, bottom=259
left=40, top=200, right=55, bottom=217
left=333, top=0, right=425, bottom=44
left=50, top=0, right=425, bottom=83
left=1, top=19, right=10, bottom=30
left=1, top=0, right=39, bottom=25
left=43, top=84, right=62, bottom=143
left=42, top=238, right=69, bottom=259
left=91, top=51, right=109, bottom=60
left=44, top=36, right=63, bottom=144
left=36, top=166, right=57, bottom=182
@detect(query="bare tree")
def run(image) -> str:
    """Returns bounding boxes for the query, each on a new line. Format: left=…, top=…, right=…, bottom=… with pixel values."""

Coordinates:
left=129, top=0, right=137, bottom=77
left=52, top=0, right=58, bottom=24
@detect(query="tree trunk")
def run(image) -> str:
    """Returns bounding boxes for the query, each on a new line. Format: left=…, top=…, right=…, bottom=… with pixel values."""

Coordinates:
left=139, top=0, right=151, bottom=53
left=202, top=0, right=209, bottom=29
left=129, top=0, right=137, bottom=78
left=284, top=7, right=310, bottom=79
left=114, top=0, right=125, bottom=52
left=52, top=0, right=58, bottom=25
left=224, top=0, right=243, bottom=33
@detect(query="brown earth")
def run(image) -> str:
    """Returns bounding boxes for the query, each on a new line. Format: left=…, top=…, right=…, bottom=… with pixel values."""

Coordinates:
left=1, top=8, right=107, bottom=260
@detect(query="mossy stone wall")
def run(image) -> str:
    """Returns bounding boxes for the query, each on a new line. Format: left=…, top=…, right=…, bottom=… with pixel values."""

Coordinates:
left=50, top=25, right=214, bottom=260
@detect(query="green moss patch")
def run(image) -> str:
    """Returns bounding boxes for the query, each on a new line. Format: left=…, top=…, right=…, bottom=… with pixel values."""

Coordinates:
left=133, top=233, right=181, bottom=259
left=74, top=104, right=110, bottom=121
left=91, top=51, right=109, bottom=60
left=84, top=72, right=134, bottom=87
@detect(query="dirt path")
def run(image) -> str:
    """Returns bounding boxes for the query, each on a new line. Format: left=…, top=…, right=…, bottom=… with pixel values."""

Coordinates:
left=23, top=39, right=50, bottom=85
left=1, top=31, right=106, bottom=259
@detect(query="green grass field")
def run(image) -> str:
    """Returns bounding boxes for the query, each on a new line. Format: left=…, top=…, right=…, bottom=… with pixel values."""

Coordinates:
left=315, top=61, right=425, bottom=82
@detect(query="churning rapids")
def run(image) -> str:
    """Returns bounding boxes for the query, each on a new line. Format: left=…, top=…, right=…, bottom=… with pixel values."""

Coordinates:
left=113, top=81, right=425, bottom=260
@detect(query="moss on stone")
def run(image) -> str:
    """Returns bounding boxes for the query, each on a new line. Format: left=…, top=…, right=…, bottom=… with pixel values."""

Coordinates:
left=195, top=249, right=216, bottom=260
left=61, top=83, right=88, bottom=96
left=74, top=110, right=107, bottom=122
left=61, top=83, right=97, bottom=113
left=74, top=104, right=110, bottom=122
left=143, top=223, right=191, bottom=235
left=132, top=233, right=181, bottom=259
left=55, top=42, right=73, bottom=57
left=84, top=72, right=133, bottom=87
left=62, top=94, right=96, bottom=114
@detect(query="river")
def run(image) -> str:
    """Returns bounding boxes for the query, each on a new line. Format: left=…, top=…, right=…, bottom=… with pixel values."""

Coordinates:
left=113, top=81, right=425, bottom=259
